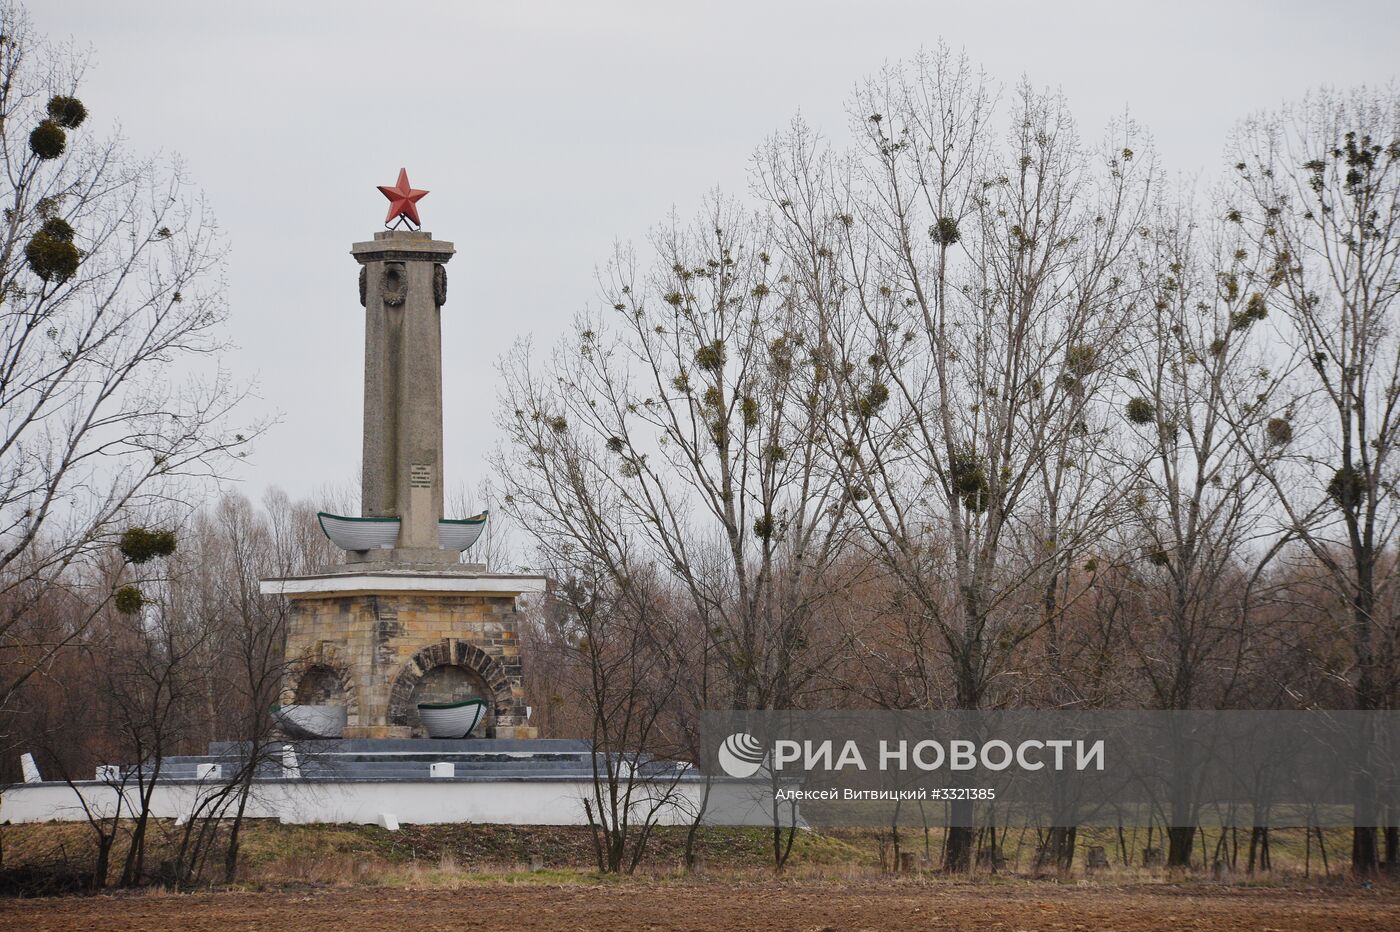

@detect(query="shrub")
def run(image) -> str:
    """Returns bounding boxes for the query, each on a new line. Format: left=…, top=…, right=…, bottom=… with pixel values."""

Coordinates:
left=29, top=120, right=66, bottom=159
left=1231, top=293, right=1268, bottom=330
left=40, top=217, right=75, bottom=242
left=119, top=527, right=177, bottom=563
left=1327, top=465, right=1363, bottom=510
left=24, top=230, right=80, bottom=282
left=949, top=452, right=990, bottom=513
left=741, top=396, right=760, bottom=429
left=1064, top=344, right=1097, bottom=380
left=1125, top=397, right=1155, bottom=425
left=931, top=216, right=960, bottom=246
left=114, top=585, right=145, bottom=615
left=856, top=382, right=889, bottom=418
left=47, top=95, right=88, bottom=128
left=694, top=340, right=726, bottom=372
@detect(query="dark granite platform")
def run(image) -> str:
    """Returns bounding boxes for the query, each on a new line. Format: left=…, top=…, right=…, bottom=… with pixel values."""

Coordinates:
left=118, top=737, right=692, bottom=783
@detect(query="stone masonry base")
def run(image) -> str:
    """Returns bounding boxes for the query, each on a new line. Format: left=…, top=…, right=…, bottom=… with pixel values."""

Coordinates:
left=283, top=589, right=537, bottom=739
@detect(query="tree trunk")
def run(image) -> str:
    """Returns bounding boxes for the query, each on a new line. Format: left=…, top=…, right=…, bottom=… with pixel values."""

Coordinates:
left=1166, top=825, right=1195, bottom=869
left=772, top=797, right=798, bottom=871
left=944, top=800, right=974, bottom=872
left=1247, top=826, right=1269, bottom=875
left=1047, top=825, right=1077, bottom=872
left=120, top=778, right=158, bottom=888
left=1352, top=825, right=1378, bottom=876
left=224, top=767, right=256, bottom=884
left=1350, top=538, right=1380, bottom=876
left=1351, top=699, right=1379, bottom=875
left=682, top=777, right=712, bottom=874
left=92, top=835, right=113, bottom=891
left=583, top=799, right=605, bottom=873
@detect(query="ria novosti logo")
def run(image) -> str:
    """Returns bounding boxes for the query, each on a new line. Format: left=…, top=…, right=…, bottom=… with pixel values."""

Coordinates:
left=717, top=732, right=767, bottom=777
left=715, top=732, right=1106, bottom=776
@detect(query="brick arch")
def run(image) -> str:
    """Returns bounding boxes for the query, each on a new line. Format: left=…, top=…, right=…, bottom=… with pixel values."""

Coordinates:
left=388, top=639, right=514, bottom=729
left=285, top=642, right=360, bottom=727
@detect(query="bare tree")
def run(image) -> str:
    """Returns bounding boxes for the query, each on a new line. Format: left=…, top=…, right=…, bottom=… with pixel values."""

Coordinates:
left=496, top=197, right=856, bottom=867
left=759, top=48, right=1156, bottom=869
left=40, top=680, right=135, bottom=890
left=0, top=4, right=259, bottom=736
left=1109, top=194, right=1292, bottom=866
left=100, top=563, right=205, bottom=887
left=179, top=493, right=292, bottom=884
left=501, top=199, right=852, bottom=714
left=558, top=570, right=691, bottom=874
left=1229, top=87, right=1400, bottom=873
left=496, top=374, right=699, bottom=873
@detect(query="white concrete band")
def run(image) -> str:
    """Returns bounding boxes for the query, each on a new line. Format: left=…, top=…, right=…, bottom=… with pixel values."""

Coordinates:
left=259, top=572, right=547, bottom=598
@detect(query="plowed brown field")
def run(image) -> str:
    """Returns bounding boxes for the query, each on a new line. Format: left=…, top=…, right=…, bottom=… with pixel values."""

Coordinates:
left=3, top=879, right=1397, bottom=931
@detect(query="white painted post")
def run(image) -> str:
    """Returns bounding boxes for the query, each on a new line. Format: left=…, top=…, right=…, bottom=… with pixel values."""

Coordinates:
left=19, top=753, right=40, bottom=784
left=378, top=812, right=399, bottom=830
left=282, top=744, right=301, bottom=778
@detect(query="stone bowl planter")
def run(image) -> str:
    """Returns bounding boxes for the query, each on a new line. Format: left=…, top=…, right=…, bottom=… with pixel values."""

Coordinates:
left=317, top=512, right=400, bottom=551
left=272, top=703, right=347, bottom=740
left=417, top=697, right=487, bottom=738
left=317, top=511, right=489, bottom=552
left=437, top=512, right=488, bottom=551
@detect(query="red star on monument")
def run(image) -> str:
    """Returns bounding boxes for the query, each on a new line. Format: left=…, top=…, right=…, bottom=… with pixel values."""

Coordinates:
left=377, top=168, right=428, bottom=227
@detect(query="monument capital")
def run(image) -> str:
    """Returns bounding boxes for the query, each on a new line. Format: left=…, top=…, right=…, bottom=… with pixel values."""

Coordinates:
left=351, top=229, right=456, bottom=266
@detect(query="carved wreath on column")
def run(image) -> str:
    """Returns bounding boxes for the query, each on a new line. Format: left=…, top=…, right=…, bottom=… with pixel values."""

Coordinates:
left=381, top=262, right=407, bottom=307
left=433, top=264, right=447, bottom=306
left=358, top=262, right=443, bottom=307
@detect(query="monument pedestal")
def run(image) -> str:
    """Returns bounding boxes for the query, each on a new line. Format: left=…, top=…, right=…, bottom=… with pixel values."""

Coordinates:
left=262, top=213, right=546, bottom=742
left=264, top=566, right=546, bottom=739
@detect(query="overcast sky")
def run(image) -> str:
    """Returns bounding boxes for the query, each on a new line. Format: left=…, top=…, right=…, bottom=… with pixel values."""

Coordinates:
left=32, top=1, right=1400, bottom=508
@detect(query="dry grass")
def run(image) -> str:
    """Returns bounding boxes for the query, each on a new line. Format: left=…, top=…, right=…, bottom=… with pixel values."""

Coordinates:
left=0, top=819, right=1375, bottom=894
left=2, top=823, right=1395, bottom=931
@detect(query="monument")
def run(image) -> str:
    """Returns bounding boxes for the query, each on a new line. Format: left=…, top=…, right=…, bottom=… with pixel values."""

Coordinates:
left=261, top=170, right=544, bottom=739
left=2, top=174, right=759, bottom=830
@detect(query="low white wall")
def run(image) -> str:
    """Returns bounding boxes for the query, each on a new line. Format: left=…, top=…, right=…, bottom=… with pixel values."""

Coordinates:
left=0, top=778, right=779, bottom=827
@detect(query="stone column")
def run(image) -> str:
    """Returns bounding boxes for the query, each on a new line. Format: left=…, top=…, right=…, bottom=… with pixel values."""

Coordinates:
left=352, top=230, right=455, bottom=563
